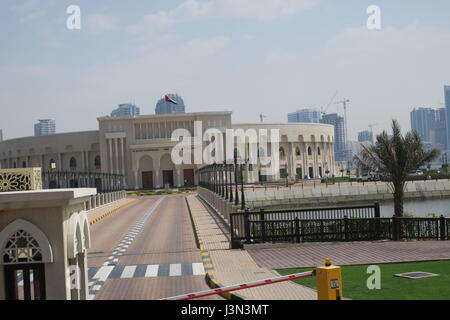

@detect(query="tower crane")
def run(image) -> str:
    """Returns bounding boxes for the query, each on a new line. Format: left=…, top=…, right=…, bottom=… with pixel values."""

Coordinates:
left=335, top=98, right=350, bottom=144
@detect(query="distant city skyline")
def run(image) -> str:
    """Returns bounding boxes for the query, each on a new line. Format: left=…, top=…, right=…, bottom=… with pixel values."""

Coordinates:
left=111, top=103, right=141, bottom=117
left=34, top=119, right=56, bottom=136
left=1, top=1, right=450, bottom=141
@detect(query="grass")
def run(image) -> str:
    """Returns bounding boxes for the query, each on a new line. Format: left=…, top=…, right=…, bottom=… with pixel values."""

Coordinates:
left=277, top=260, right=450, bottom=300
left=126, top=187, right=196, bottom=196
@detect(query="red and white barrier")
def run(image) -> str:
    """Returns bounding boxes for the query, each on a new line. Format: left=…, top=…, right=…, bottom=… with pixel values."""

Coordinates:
left=162, top=270, right=314, bottom=300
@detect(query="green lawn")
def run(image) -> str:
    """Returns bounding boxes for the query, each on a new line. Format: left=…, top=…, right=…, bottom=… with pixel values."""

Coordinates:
left=277, top=260, right=450, bottom=300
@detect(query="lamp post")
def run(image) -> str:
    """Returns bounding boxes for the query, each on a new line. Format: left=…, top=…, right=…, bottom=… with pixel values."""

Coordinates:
left=240, top=162, right=245, bottom=210
left=224, top=161, right=229, bottom=200
left=229, top=163, right=233, bottom=203
left=234, top=151, right=239, bottom=206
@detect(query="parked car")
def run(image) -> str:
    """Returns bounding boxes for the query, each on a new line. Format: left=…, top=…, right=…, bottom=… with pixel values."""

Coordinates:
left=357, top=172, right=379, bottom=182
left=408, top=170, right=424, bottom=177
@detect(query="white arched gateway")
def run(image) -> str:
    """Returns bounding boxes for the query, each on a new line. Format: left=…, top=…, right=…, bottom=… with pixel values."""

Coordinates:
left=0, top=219, right=53, bottom=300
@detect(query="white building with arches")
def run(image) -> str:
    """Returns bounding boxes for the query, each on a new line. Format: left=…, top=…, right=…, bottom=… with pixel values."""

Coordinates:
left=0, top=111, right=336, bottom=190
left=0, top=188, right=95, bottom=300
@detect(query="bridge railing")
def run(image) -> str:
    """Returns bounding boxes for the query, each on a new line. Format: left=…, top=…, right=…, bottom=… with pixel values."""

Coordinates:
left=84, top=190, right=126, bottom=211
left=230, top=205, right=450, bottom=248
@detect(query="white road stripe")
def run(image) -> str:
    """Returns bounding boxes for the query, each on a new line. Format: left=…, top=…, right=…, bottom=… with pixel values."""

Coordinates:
left=169, top=264, right=182, bottom=276
left=121, top=265, right=137, bottom=279
left=192, top=263, right=205, bottom=275
left=145, top=265, right=159, bottom=277
left=93, top=265, right=115, bottom=282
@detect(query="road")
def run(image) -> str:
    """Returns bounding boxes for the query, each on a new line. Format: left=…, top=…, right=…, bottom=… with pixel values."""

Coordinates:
left=87, top=194, right=222, bottom=300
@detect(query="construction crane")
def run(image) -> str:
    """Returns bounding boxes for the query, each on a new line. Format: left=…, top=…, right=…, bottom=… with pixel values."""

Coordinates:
left=335, top=98, right=350, bottom=144
left=259, top=113, right=267, bottom=123
left=320, top=91, right=338, bottom=116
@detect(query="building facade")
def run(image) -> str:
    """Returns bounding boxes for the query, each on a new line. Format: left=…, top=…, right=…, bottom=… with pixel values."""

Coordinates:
left=155, top=94, right=186, bottom=115
left=358, top=130, right=373, bottom=144
left=445, top=85, right=450, bottom=151
left=320, top=113, right=346, bottom=161
left=288, top=109, right=322, bottom=124
left=411, top=107, right=447, bottom=151
left=34, top=119, right=56, bottom=136
left=0, top=111, right=336, bottom=190
left=111, top=104, right=140, bottom=117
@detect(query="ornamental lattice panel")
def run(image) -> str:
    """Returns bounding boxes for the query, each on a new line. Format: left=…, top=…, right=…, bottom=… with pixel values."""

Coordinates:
left=0, top=168, right=42, bottom=192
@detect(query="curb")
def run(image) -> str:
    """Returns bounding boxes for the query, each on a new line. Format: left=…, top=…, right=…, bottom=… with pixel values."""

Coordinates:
left=89, top=199, right=139, bottom=226
left=185, top=196, right=248, bottom=301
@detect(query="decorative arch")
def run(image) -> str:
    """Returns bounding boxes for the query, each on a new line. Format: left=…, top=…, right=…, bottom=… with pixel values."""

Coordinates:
left=0, top=219, right=53, bottom=265
left=69, top=157, right=77, bottom=170
left=94, top=155, right=101, bottom=169
left=78, top=212, right=91, bottom=250
left=67, top=212, right=90, bottom=259
left=308, top=146, right=312, bottom=156
left=49, top=159, right=56, bottom=170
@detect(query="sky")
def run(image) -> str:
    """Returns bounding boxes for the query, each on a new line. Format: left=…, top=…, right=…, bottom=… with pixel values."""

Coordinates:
left=1, top=0, right=450, bottom=141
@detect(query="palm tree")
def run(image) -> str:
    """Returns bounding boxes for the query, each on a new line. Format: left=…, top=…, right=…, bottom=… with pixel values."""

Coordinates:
left=353, top=120, right=440, bottom=217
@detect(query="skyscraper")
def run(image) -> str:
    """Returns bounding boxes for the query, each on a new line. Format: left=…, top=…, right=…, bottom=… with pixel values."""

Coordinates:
left=288, top=109, right=321, bottom=123
left=155, top=94, right=186, bottom=115
left=410, top=107, right=447, bottom=150
left=445, top=85, right=450, bottom=150
left=111, top=104, right=140, bottom=117
left=358, top=130, right=373, bottom=144
left=321, top=113, right=346, bottom=161
left=34, top=119, right=56, bottom=136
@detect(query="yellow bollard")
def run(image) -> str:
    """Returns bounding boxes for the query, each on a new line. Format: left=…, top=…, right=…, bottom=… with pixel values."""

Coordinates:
left=316, top=258, right=343, bottom=300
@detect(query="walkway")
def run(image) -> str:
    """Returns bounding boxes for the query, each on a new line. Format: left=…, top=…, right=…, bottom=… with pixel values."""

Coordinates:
left=186, top=194, right=317, bottom=300
left=246, top=241, right=450, bottom=269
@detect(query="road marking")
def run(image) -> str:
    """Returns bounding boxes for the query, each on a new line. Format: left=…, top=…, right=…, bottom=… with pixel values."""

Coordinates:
left=121, top=265, right=137, bottom=278
left=192, top=263, right=205, bottom=275
left=145, top=264, right=159, bottom=278
left=93, top=265, right=115, bottom=282
left=169, top=264, right=182, bottom=277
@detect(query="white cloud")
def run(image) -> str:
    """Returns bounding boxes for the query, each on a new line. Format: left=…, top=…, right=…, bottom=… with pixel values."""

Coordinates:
left=129, top=0, right=318, bottom=36
left=86, top=14, right=119, bottom=33
left=11, top=0, right=47, bottom=23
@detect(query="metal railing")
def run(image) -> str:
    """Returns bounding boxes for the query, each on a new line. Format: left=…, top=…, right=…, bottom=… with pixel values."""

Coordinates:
left=230, top=205, right=450, bottom=248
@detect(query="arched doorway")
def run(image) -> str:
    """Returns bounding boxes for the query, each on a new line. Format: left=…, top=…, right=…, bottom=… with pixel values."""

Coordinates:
left=160, top=154, right=175, bottom=188
left=139, top=155, right=154, bottom=189
left=0, top=219, right=53, bottom=300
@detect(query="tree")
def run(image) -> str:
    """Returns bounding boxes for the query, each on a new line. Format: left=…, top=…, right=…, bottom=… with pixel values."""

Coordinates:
left=353, top=120, right=440, bottom=217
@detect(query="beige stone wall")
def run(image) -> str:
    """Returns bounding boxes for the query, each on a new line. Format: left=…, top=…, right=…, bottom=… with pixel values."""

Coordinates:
left=98, top=112, right=233, bottom=189
left=232, top=123, right=336, bottom=180
left=0, top=131, right=100, bottom=173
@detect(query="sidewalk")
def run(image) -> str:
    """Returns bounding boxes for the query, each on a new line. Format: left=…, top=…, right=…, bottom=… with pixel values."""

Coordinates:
left=88, top=197, right=139, bottom=225
left=186, top=194, right=317, bottom=300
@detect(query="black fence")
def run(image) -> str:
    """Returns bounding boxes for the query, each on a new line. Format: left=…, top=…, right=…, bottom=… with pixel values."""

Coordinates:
left=230, top=205, right=450, bottom=248
left=42, top=171, right=124, bottom=192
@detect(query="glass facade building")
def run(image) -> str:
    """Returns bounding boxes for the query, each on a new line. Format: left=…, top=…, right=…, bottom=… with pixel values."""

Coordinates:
left=288, top=109, right=321, bottom=123
left=34, top=119, right=56, bottom=136
left=111, top=104, right=140, bottom=117
left=155, top=94, right=186, bottom=115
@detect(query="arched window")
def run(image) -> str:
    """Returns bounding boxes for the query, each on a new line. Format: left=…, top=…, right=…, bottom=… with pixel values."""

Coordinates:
left=318, top=147, right=321, bottom=155
left=308, top=147, right=312, bottom=156
left=22, top=161, right=26, bottom=168
left=279, top=147, right=285, bottom=158
left=295, top=147, right=301, bottom=156
left=69, top=157, right=77, bottom=171
left=94, top=155, right=101, bottom=169
left=0, top=219, right=53, bottom=265
left=2, top=229, right=43, bottom=264
left=49, top=159, right=56, bottom=170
